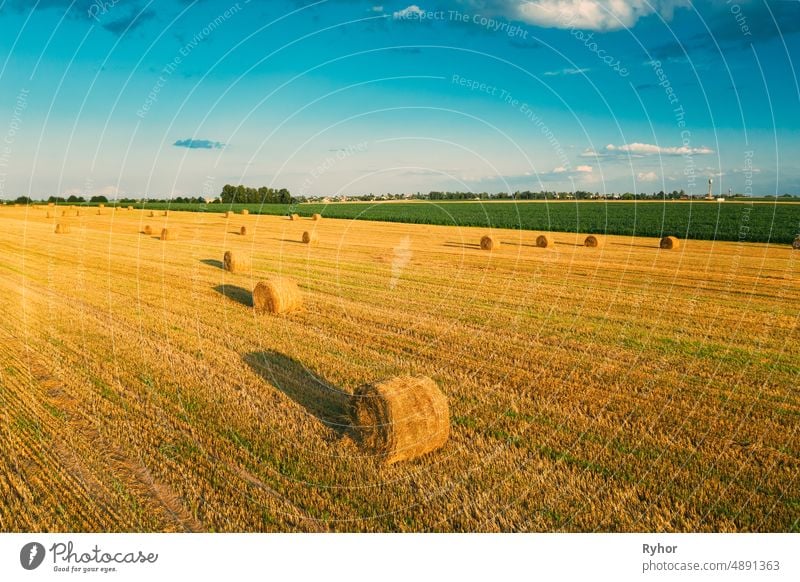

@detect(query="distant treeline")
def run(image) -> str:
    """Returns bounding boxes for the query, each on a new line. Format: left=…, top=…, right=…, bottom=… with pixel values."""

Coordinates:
left=220, top=184, right=292, bottom=204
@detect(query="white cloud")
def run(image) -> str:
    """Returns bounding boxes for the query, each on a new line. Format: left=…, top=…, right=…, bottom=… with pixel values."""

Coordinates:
left=370, top=5, right=384, bottom=12
left=543, top=67, right=590, bottom=76
left=509, top=0, right=690, bottom=32
left=548, top=165, right=594, bottom=179
left=637, top=171, right=658, bottom=182
left=582, top=143, right=715, bottom=157
left=393, top=5, right=424, bottom=19
left=608, top=142, right=714, bottom=155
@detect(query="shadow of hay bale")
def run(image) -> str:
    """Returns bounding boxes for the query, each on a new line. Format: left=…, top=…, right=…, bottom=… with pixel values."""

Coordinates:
left=201, top=259, right=224, bottom=269
left=243, top=351, right=351, bottom=437
left=443, top=241, right=481, bottom=249
left=213, top=284, right=253, bottom=307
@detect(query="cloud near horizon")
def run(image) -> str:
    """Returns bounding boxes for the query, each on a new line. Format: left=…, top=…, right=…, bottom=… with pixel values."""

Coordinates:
left=583, top=143, right=715, bottom=157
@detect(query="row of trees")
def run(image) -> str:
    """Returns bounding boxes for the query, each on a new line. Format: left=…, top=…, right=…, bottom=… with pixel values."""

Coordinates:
left=219, top=184, right=292, bottom=204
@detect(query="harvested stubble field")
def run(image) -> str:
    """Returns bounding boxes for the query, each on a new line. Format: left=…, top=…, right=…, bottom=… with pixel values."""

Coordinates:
left=0, top=206, right=797, bottom=532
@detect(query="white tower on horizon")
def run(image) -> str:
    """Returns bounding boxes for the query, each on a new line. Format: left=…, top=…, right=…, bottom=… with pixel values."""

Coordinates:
left=706, top=178, right=714, bottom=200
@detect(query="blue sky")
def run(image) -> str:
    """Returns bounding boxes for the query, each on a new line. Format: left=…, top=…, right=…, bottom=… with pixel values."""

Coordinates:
left=0, top=0, right=798, bottom=198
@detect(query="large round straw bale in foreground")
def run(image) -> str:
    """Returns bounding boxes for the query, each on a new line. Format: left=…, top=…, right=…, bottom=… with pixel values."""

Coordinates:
left=480, top=235, right=496, bottom=250
left=312, top=213, right=322, bottom=221
left=792, top=236, right=800, bottom=250
left=302, top=231, right=317, bottom=244
left=351, top=376, right=450, bottom=465
left=160, top=228, right=177, bottom=241
left=143, top=225, right=152, bottom=235
left=253, top=278, right=302, bottom=314
left=584, top=235, right=603, bottom=248
left=536, top=234, right=552, bottom=248
left=660, top=236, right=680, bottom=250
left=55, top=223, right=71, bottom=234
left=223, top=250, right=249, bottom=274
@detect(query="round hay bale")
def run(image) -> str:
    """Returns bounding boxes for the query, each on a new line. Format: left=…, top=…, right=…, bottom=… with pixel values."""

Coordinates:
left=253, top=278, right=302, bottom=314
left=302, top=231, right=318, bottom=244
left=162, top=211, right=168, bottom=217
left=224, top=211, right=232, bottom=218
left=47, top=202, right=54, bottom=207
left=54, top=223, right=71, bottom=234
left=148, top=211, right=155, bottom=217
left=240, top=226, right=248, bottom=236
left=351, top=376, right=450, bottom=465
left=791, top=236, right=800, bottom=250
left=75, top=210, right=81, bottom=217
left=312, top=213, right=322, bottom=221
left=99, top=203, right=105, bottom=209
left=46, top=211, right=52, bottom=219
left=584, top=235, right=603, bottom=248
left=143, top=225, right=153, bottom=235
left=536, top=234, right=552, bottom=248
left=290, top=213, right=299, bottom=221
left=480, top=235, right=496, bottom=251
left=96, top=209, right=103, bottom=216
left=160, top=228, right=177, bottom=241
left=241, top=209, right=249, bottom=215
left=660, top=236, right=680, bottom=250
left=127, top=206, right=133, bottom=211
left=223, top=250, right=250, bottom=274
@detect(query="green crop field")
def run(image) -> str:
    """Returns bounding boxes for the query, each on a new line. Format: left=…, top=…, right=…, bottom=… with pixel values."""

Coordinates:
left=120, top=200, right=800, bottom=244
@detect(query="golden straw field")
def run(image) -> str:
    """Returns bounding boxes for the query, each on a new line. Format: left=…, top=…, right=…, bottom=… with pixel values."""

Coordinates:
left=0, top=206, right=797, bottom=532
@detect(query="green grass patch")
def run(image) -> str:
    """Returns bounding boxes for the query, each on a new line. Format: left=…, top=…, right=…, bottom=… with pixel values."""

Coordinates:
left=129, top=200, right=800, bottom=244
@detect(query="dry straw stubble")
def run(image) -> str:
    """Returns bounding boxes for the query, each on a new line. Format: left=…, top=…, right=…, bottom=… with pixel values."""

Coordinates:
left=253, top=278, right=302, bottom=314
left=351, top=376, right=450, bottom=465
left=660, top=236, right=680, bottom=250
